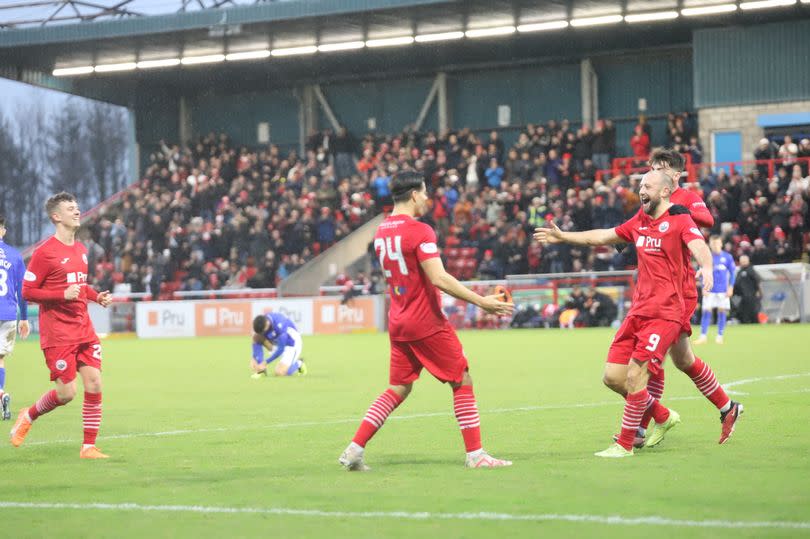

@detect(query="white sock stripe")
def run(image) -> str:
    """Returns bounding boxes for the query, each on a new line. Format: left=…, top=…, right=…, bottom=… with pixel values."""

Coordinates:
left=694, top=372, right=716, bottom=386
left=692, top=365, right=710, bottom=380
left=369, top=403, right=395, bottom=415
left=697, top=380, right=719, bottom=391
left=454, top=405, right=478, bottom=413
left=364, top=413, right=386, bottom=426
left=697, top=379, right=719, bottom=391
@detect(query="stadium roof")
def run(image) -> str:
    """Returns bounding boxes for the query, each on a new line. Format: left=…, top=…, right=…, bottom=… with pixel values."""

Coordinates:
left=0, top=0, right=808, bottom=89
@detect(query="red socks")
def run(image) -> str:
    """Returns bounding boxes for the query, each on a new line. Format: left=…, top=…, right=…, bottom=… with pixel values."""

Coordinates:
left=640, top=370, right=665, bottom=430
left=453, top=385, right=482, bottom=453
left=617, top=389, right=651, bottom=450
left=82, top=392, right=103, bottom=446
left=351, top=389, right=403, bottom=447
left=28, top=389, right=64, bottom=421
left=687, top=357, right=731, bottom=410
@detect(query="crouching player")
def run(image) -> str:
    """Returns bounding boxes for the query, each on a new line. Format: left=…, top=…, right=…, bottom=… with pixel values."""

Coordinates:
left=251, top=312, right=307, bottom=379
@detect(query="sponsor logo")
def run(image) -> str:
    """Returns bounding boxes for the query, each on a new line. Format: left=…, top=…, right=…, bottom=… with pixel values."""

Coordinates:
left=66, top=271, right=88, bottom=284
left=392, top=286, right=406, bottom=296
left=195, top=302, right=252, bottom=336
left=690, top=227, right=703, bottom=237
left=82, top=254, right=88, bottom=264
left=314, top=297, right=377, bottom=334
left=638, top=226, right=648, bottom=230
left=420, top=242, right=438, bottom=254
left=60, top=258, right=70, bottom=264
left=149, top=308, right=186, bottom=327
left=24, top=271, right=36, bottom=282
left=55, top=359, right=67, bottom=371
left=658, top=222, right=670, bottom=233
left=636, top=236, right=662, bottom=250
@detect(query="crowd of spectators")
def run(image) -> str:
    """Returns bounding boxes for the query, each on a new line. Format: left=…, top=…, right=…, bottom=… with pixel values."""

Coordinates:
left=77, top=114, right=810, bottom=298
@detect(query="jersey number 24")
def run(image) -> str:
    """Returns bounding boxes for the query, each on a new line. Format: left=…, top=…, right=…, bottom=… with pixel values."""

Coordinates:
left=374, top=236, right=408, bottom=277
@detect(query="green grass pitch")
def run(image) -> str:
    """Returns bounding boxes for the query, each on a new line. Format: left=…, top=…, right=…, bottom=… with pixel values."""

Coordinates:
left=1, top=324, right=809, bottom=538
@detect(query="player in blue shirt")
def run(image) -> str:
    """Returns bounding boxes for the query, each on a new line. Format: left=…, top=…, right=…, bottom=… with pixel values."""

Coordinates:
left=696, top=235, right=736, bottom=344
left=0, top=216, right=31, bottom=420
left=251, top=312, right=307, bottom=379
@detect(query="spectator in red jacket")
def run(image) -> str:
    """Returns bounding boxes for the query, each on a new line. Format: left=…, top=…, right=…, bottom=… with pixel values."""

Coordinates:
left=630, top=124, right=650, bottom=162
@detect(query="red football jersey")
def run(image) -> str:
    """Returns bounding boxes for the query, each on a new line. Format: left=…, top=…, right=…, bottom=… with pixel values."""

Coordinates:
left=670, top=187, right=712, bottom=301
left=374, top=214, right=449, bottom=341
left=615, top=207, right=704, bottom=323
left=670, top=187, right=713, bottom=228
left=23, top=236, right=97, bottom=349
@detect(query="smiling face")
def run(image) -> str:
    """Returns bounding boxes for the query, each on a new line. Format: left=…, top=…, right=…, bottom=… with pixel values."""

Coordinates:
left=638, top=170, right=672, bottom=216
left=46, top=193, right=81, bottom=231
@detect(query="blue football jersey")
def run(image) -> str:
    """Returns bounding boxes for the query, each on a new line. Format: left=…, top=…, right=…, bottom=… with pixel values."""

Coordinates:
left=710, top=251, right=736, bottom=294
left=0, top=240, right=27, bottom=322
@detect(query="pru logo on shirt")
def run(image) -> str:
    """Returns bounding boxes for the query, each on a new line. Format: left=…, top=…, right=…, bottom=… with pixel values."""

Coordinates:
left=635, top=236, right=662, bottom=250
left=66, top=272, right=88, bottom=284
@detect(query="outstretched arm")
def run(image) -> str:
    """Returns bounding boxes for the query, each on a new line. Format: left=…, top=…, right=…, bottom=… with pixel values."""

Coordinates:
left=533, top=221, right=623, bottom=246
left=420, top=257, right=513, bottom=316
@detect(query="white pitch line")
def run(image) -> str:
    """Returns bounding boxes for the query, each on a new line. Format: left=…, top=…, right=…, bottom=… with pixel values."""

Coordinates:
left=0, top=501, right=807, bottom=530
left=18, top=399, right=680, bottom=447
left=10, top=373, right=810, bottom=448
left=722, top=372, right=810, bottom=396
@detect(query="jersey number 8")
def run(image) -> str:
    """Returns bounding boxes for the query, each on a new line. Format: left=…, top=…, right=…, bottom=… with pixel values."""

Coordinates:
left=0, top=268, right=8, bottom=297
left=374, top=236, right=408, bottom=277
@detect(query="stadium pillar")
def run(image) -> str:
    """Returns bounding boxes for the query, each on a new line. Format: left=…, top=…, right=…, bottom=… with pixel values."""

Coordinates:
left=437, top=72, right=448, bottom=132
left=580, top=58, right=598, bottom=127
left=179, top=96, right=191, bottom=145
left=299, top=85, right=317, bottom=154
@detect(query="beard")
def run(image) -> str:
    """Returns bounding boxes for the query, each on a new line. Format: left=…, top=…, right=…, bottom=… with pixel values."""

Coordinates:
left=643, top=198, right=659, bottom=215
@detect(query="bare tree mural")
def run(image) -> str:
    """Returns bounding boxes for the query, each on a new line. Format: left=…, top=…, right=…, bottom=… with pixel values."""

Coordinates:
left=0, top=78, right=132, bottom=247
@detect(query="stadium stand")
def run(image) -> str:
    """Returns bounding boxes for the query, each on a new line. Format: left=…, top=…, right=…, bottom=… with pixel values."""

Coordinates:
left=80, top=113, right=810, bottom=299
left=80, top=114, right=810, bottom=298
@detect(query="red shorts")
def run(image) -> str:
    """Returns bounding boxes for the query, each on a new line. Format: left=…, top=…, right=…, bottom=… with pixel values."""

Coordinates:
left=681, top=296, right=698, bottom=336
left=390, top=327, right=468, bottom=385
left=43, top=340, right=102, bottom=384
left=607, top=316, right=681, bottom=376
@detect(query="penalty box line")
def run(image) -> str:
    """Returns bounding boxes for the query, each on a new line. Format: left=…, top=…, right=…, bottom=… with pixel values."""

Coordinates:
left=0, top=501, right=808, bottom=530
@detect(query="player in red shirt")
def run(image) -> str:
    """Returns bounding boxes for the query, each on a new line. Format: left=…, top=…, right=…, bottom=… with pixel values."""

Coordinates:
left=339, top=171, right=514, bottom=470
left=633, top=149, right=742, bottom=446
left=11, top=192, right=112, bottom=459
left=535, top=170, right=714, bottom=457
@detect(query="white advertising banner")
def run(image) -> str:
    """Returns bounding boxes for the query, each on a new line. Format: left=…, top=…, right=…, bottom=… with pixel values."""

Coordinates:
left=136, top=301, right=196, bottom=338
left=251, top=299, right=314, bottom=335
left=134, top=296, right=381, bottom=338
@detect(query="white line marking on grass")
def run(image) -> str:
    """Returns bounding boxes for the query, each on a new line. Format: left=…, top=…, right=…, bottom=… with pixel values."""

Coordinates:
left=12, top=376, right=809, bottom=448
left=0, top=501, right=807, bottom=530
left=722, top=372, right=810, bottom=396
left=21, top=399, right=685, bottom=447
